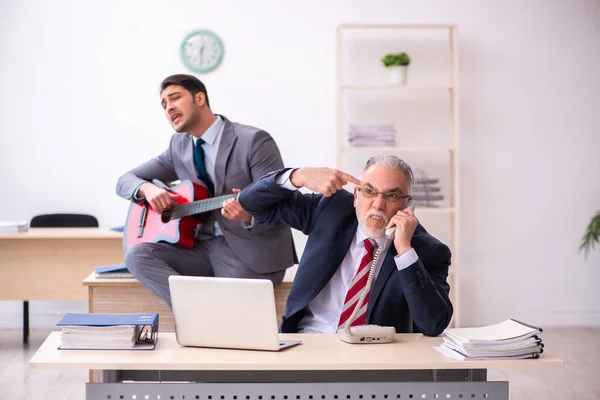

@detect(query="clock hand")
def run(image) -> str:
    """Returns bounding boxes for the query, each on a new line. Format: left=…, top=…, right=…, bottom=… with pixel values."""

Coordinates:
left=199, top=45, right=205, bottom=65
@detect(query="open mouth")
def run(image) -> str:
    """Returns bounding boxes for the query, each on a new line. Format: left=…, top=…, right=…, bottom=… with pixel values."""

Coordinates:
left=368, top=214, right=386, bottom=226
left=171, top=113, right=182, bottom=125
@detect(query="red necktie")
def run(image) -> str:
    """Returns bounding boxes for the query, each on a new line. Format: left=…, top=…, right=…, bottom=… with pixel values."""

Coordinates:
left=338, top=239, right=376, bottom=328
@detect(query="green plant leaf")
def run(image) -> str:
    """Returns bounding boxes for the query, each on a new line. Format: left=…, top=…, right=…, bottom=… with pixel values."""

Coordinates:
left=580, top=211, right=600, bottom=259
left=381, top=52, right=411, bottom=67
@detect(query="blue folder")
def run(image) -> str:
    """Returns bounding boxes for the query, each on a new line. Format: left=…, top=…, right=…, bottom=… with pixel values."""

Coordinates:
left=57, top=313, right=159, bottom=350
left=94, top=264, right=129, bottom=274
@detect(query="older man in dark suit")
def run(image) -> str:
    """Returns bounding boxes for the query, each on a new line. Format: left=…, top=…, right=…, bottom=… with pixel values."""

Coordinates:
left=239, top=156, right=452, bottom=336
left=116, top=74, right=294, bottom=308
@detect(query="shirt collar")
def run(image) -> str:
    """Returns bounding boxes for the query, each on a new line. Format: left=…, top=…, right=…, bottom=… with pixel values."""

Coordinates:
left=192, top=115, right=223, bottom=146
left=356, top=225, right=389, bottom=250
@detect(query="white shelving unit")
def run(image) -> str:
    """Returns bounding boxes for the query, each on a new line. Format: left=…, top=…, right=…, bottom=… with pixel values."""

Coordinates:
left=336, top=24, right=460, bottom=326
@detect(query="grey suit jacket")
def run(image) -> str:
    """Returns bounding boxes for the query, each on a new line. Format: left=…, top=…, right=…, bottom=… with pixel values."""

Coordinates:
left=116, top=115, right=294, bottom=274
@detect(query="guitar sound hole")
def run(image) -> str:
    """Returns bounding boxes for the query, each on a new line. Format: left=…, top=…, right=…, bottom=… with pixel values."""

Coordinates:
left=161, top=211, right=172, bottom=223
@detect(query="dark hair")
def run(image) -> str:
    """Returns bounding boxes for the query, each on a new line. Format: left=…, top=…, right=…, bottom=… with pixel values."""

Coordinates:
left=160, top=74, right=210, bottom=108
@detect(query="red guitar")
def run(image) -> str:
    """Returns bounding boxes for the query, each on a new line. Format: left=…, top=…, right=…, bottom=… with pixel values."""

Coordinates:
left=123, top=179, right=237, bottom=252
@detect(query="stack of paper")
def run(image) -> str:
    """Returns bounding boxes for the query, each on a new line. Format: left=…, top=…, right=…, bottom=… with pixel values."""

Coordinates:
left=0, top=221, right=28, bottom=233
left=348, top=124, right=396, bottom=146
left=57, top=312, right=159, bottom=350
left=60, top=325, right=138, bottom=349
left=435, top=319, right=544, bottom=361
left=94, top=264, right=134, bottom=279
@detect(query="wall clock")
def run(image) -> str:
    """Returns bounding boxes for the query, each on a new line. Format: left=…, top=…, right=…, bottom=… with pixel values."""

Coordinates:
left=180, top=30, right=224, bottom=73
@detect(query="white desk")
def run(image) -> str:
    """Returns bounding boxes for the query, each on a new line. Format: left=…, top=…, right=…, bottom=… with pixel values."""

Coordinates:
left=30, top=332, right=564, bottom=400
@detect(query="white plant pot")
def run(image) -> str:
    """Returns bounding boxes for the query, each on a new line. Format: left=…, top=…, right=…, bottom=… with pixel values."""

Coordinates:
left=388, top=66, right=408, bottom=85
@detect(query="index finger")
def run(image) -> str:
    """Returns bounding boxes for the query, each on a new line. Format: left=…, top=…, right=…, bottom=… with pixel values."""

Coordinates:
left=404, top=208, right=415, bottom=217
left=337, top=171, right=361, bottom=186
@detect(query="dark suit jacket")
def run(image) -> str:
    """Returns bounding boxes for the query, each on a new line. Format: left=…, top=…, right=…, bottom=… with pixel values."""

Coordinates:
left=238, top=169, right=453, bottom=336
left=116, top=116, right=294, bottom=274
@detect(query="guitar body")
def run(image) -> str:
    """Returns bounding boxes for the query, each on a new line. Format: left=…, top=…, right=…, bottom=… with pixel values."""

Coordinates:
left=123, top=180, right=210, bottom=252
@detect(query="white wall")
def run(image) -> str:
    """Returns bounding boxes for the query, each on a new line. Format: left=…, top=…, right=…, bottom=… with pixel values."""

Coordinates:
left=1, top=0, right=599, bottom=328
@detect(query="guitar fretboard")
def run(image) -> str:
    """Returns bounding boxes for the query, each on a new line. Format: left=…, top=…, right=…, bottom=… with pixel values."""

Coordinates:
left=169, top=193, right=238, bottom=220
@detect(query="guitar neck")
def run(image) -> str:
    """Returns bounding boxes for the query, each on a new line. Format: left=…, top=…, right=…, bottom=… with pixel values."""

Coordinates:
left=170, top=193, right=238, bottom=220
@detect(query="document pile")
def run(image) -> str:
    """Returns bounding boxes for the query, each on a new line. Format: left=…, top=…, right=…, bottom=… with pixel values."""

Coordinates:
left=435, top=319, right=543, bottom=361
left=348, top=124, right=396, bottom=147
left=0, top=221, right=28, bottom=233
left=57, top=312, right=159, bottom=350
left=94, top=264, right=134, bottom=279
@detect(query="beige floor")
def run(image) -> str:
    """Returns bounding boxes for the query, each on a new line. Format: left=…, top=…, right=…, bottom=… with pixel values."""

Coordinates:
left=2, top=327, right=599, bottom=400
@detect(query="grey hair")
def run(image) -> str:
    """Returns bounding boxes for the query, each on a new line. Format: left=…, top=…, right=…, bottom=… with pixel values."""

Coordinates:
left=362, top=155, right=414, bottom=188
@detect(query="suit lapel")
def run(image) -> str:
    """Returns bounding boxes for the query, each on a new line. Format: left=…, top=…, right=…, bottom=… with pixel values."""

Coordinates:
left=288, top=208, right=358, bottom=318
left=367, top=245, right=398, bottom=318
left=214, top=115, right=237, bottom=196
left=331, top=218, right=358, bottom=282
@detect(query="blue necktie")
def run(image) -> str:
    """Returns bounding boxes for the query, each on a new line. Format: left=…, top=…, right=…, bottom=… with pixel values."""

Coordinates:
left=193, top=138, right=214, bottom=196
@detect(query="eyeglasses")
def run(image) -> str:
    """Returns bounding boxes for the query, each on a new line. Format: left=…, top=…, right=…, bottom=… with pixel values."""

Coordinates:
left=357, top=186, right=412, bottom=203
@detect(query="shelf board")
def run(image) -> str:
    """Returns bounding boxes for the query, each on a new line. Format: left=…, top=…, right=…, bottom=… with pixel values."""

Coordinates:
left=341, top=84, right=453, bottom=91
left=415, top=207, right=456, bottom=214
left=341, top=146, right=455, bottom=153
left=339, top=23, right=456, bottom=30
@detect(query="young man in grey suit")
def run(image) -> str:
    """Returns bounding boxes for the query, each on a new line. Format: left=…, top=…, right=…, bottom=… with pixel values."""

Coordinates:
left=116, top=74, right=295, bottom=308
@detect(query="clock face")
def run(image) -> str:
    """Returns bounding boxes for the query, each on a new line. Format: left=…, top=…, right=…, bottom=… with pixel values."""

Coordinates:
left=180, top=30, right=224, bottom=73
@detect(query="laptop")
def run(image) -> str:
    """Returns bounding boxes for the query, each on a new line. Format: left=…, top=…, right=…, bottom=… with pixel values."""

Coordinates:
left=168, top=275, right=302, bottom=351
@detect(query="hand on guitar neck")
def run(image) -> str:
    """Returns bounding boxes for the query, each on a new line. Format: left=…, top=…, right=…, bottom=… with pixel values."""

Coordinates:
left=221, top=188, right=252, bottom=222
left=138, top=182, right=180, bottom=214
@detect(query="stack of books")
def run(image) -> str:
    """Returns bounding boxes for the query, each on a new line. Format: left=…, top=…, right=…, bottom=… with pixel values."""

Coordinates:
left=348, top=124, right=396, bottom=147
left=0, top=221, right=28, bottom=233
left=57, top=312, right=159, bottom=350
left=435, top=319, right=544, bottom=361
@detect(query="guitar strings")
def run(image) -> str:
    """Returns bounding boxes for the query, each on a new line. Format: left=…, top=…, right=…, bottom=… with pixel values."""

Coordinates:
left=164, top=193, right=237, bottom=220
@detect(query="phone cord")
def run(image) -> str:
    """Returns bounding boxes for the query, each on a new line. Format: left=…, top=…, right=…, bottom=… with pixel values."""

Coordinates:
left=343, top=237, right=391, bottom=338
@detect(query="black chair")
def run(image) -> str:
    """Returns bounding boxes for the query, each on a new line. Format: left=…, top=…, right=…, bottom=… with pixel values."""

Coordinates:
left=30, top=213, right=99, bottom=228
left=23, top=213, right=99, bottom=344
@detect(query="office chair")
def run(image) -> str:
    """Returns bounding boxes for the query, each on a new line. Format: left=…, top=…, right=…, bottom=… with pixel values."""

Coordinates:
left=23, top=213, right=99, bottom=344
left=30, top=213, right=99, bottom=228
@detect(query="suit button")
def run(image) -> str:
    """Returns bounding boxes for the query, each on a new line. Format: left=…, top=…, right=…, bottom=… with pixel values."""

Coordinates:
left=420, top=284, right=425, bottom=288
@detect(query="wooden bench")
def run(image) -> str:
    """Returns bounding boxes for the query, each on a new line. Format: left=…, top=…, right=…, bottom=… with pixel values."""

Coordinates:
left=83, top=273, right=292, bottom=332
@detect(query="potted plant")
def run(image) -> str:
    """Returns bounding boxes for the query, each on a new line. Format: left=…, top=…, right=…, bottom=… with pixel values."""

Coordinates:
left=580, top=211, right=600, bottom=259
left=381, top=52, right=411, bottom=85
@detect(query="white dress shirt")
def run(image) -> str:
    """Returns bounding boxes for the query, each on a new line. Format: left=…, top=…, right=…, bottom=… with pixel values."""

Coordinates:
left=276, top=169, right=419, bottom=333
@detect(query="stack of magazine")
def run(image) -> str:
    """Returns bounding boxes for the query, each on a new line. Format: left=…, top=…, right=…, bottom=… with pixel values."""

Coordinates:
left=348, top=124, right=396, bottom=146
left=0, top=221, right=28, bottom=233
left=435, top=319, right=543, bottom=361
left=57, top=312, right=159, bottom=350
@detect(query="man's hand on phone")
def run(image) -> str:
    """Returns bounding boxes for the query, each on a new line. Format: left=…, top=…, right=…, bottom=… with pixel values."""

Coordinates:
left=386, top=207, right=418, bottom=256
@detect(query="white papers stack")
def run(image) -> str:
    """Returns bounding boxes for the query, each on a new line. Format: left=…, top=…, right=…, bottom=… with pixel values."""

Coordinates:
left=59, top=325, right=138, bottom=349
left=348, top=124, right=396, bottom=146
left=0, top=221, right=28, bottom=233
left=435, top=319, right=544, bottom=361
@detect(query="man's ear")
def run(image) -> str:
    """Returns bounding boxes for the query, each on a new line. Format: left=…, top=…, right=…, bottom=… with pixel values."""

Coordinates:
left=353, top=186, right=358, bottom=208
left=195, top=92, right=206, bottom=107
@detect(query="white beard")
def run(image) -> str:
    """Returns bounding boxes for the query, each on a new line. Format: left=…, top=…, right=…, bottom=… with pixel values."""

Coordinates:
left=357, top=210, right=388, bottom=239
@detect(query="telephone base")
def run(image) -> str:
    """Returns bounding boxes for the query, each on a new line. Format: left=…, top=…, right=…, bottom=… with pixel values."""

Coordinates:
left=337, top=325, right=396, bottom=344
